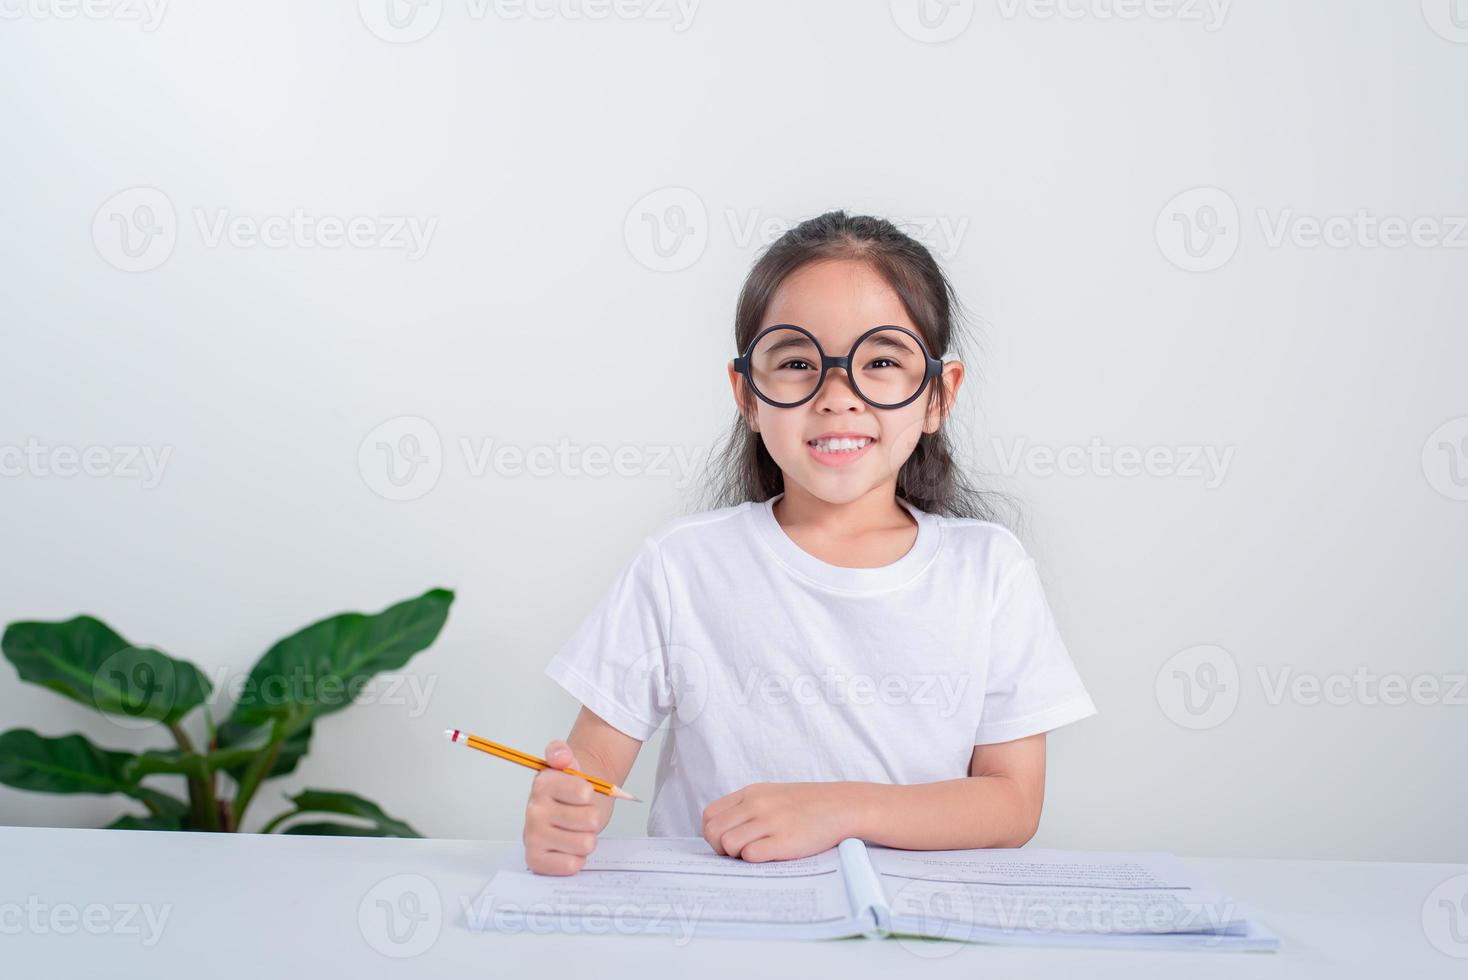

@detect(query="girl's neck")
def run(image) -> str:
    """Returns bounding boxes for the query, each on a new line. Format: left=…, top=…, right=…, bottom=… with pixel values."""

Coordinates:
left=772, top=480, right=916, bottom=536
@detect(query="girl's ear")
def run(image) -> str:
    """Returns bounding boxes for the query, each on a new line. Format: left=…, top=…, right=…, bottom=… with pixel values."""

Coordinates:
left=726, top=360, right=759, bottom=432
left=923, top=360, right=965, bottom=434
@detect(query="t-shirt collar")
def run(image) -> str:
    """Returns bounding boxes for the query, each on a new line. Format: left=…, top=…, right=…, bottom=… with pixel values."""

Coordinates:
left=749, top=491, right=941, bottom=593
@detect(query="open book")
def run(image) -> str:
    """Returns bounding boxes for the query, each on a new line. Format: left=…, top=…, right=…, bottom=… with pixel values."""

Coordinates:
left=467, top=837, right=1279, bottom=951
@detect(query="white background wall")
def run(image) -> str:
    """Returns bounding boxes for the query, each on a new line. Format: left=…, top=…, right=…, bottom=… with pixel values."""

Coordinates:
left=1, top=1, right=1464, bottom=863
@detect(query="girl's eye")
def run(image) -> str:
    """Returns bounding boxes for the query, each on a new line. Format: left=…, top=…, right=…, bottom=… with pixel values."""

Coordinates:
left=779, top=359, right=816, bottom=371
left=866, top=357, right=899, bottom=370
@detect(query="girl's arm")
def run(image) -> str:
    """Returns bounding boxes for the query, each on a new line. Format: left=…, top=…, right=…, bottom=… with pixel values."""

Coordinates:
left=523, top=706, right=643, bottom=875
left=702, top=733, right=1048, bottom=860
left=843, top=733, right=1047, bottom=850
left=561, top=706, right=642, bottom=828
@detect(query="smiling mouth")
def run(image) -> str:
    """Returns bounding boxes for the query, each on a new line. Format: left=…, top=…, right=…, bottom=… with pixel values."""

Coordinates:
left=806, top=436, right=875, bottom=454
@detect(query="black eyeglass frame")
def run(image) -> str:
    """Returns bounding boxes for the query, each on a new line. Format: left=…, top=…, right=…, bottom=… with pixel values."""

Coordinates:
left=732, top=323, right=944, bottom=410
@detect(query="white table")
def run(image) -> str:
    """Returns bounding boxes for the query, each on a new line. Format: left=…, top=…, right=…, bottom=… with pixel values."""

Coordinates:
left=3, top=826, right=1464, bottom=978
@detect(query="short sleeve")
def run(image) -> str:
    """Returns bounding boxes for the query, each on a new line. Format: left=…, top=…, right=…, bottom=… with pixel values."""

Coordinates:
left=542, top=537, right=673, bottom=742
left=973, top=551, right=1097, bottom=745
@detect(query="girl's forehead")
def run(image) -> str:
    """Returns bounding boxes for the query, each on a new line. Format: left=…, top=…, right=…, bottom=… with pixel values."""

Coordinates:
left=761, top=259, right=915, bottom=349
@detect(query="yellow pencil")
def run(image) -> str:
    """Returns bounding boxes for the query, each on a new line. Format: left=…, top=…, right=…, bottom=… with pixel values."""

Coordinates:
left=444, top=729, right=640, bottom=801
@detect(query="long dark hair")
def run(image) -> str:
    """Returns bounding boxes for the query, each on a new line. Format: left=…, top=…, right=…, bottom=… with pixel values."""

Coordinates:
left=701, top=210, right=1006, bottom=522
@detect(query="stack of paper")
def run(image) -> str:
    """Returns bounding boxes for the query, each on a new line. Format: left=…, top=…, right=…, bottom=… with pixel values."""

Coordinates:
left=467, top=837, right=1279, bottom=950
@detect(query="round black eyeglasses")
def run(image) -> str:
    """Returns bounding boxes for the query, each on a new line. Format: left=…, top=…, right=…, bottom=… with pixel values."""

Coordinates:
left=732, top=324, right=943, bottom=410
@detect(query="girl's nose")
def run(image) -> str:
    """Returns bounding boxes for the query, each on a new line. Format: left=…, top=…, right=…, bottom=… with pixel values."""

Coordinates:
left=813, top=368, right=864, bottom=411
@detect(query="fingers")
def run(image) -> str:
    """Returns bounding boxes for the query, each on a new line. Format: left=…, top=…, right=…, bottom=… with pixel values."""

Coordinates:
left=701, top=788, right=743, bottom=852
left=544, top=739, right=578, bottom=771
left=525, top=752, right=602, bottom=876
left=523, top=819, right=598, bottom=877
left=702, top=788, right=741, bottom=821
left=527, top=822, right=599, bottom=859
left=535, top=767, right=598, bottom=806
left=702, top=798, right=755, bottom=856
left=733, top=835, right=779, bottom=863
left=716, top=821, right=771, bottom=860
left=542, top=798, right=602, bottom=834
left=526, top=850, right=587, bottom=876
left=535, top=740, right=597, bottom=806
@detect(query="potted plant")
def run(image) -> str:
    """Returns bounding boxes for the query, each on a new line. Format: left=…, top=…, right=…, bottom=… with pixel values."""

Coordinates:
left=0, top=588, right=452, bottom=836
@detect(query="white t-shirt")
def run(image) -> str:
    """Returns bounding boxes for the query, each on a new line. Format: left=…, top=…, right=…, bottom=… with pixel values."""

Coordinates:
left=543, top=492, right=1097, bottom=838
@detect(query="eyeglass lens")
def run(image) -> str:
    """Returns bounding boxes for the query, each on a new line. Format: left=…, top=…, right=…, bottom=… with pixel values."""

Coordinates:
left=748, top=327, right=926, bottom=406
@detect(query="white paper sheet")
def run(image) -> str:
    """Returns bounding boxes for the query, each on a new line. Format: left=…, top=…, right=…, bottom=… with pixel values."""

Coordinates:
left=468, top=837, right=861, bottom=942
left=867, top=845, right=1264, bottom=948
left=465, top=837, right=1279, bottom=950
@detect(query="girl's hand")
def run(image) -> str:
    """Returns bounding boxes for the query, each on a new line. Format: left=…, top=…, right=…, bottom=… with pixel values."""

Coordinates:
left=522, top=739, right=610, bottom=876
left=701, top=781, right=864, bottom=862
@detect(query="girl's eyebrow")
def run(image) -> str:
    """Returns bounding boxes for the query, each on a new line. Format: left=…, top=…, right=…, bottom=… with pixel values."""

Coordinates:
left=865, top=334, right=917, bottom=354
left=757, top=331, right=918, bottom=357
left=759, top=335, right=820, bottom=356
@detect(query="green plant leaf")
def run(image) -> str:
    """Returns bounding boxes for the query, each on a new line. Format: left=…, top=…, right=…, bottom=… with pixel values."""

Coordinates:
left=128, top=746, right=259, bottom=778
left=0, top=728, right=138, bottom=795
left=2, top=617, right=210, bottom=725
left=214, top=719, right=313, bottom=781
left=134, top=787, right=191, bottom=818
left=0, top=729, right=164, bottom=806
left=107, top=813, right=186, bottom=831
left=279, top=821, right=394, bottom=837
left=264, top=789, right=421, bottom=837
left=224, top=588, right=452, bottom=734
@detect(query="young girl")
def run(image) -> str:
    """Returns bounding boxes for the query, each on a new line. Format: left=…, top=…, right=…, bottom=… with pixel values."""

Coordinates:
left=522, top=211, right=1096, bottom=875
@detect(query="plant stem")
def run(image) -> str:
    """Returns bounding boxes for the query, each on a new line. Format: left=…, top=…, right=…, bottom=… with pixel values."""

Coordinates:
left=202, top=708, right=222, bottom=825
left=168, top=722, right=220, bottom=832
left=197, top=763, right=220, bottom=832
left=232, top=718, right=287, bottom=829
left=167, top=722, right=195, bottom=755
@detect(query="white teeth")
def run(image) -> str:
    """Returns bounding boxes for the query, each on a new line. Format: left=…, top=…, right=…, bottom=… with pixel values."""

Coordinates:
left=810, top=437, right=872, bottom=453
